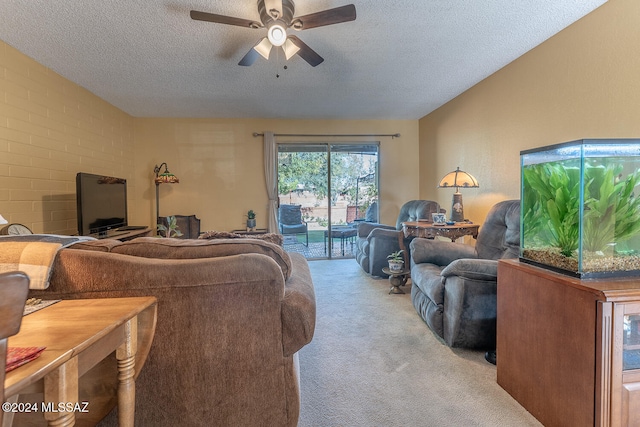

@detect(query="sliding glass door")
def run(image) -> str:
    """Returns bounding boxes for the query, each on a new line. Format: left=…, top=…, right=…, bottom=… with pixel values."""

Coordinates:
left=277, top=143, right=379, bottom=259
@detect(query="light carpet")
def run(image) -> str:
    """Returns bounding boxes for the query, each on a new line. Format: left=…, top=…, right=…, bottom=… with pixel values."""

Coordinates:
left=298, top=259, right=541, bottom=427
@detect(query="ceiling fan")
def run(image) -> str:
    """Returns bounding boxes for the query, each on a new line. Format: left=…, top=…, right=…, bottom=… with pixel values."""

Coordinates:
left=190, top=0, right=356, bottom=67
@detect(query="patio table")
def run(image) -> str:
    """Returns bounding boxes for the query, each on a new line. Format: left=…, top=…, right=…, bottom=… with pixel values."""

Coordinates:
left=324, top=226, right=357, bottom=256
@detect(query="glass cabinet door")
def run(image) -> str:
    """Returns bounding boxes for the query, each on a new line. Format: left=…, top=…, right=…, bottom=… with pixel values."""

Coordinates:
left=623, top=313, right=640, bottom=371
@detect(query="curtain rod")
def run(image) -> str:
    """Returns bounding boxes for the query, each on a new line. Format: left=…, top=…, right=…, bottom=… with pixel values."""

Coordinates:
left=253, top=132, right=401, bottom=138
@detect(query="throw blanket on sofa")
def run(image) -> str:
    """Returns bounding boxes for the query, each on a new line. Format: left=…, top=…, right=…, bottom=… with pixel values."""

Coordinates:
left=0, top=235, right=95, bottom=289
left=200, top=230, right=284, bottom=246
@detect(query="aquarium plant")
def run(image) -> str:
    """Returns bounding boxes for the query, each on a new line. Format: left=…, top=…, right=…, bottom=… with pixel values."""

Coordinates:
left=583, top=163, right=640, bottom=252
left=523, top=160, right=640, bottom=258
left=522, top=162, right=580, bottom=257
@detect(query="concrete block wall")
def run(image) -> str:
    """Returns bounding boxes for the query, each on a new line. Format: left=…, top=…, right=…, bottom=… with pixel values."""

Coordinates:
left=0, top=40, right=134, bottom=235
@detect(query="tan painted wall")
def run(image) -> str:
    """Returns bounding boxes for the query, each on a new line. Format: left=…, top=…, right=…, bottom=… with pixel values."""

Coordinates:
left=0, top=41, right=135, bottom=234
left=134, top=119, right=419, bottom=231
left=419, top=0, right=639, bottom=224
left=0, top=38, right=419, bottom=234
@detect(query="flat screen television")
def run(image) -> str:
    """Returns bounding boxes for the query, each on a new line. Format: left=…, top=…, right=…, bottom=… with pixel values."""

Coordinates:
left=76, top=172, right=128, bottom=236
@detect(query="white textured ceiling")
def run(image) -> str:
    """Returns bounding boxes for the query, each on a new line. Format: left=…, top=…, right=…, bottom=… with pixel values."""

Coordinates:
left=0, top=0, right=606, bottom=120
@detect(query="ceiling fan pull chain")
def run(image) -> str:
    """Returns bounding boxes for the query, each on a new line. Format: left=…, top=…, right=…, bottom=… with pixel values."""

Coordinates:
left=276, top=47, right=281, bottom=78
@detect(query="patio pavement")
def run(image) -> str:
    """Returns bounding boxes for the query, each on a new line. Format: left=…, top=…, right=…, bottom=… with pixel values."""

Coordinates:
left=283, top=235, right=356, bottom=260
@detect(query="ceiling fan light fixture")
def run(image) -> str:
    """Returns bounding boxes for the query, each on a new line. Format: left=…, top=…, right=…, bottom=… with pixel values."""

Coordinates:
left=267, top=23, right=287, bottom=47
left=254, top=37, right=273, bottom=60
left=283, top=38, right=300, bottom=60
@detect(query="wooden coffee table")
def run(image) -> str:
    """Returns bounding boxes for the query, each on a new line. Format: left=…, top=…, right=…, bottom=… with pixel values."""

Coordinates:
left=4, top=297, right=157, bottom=427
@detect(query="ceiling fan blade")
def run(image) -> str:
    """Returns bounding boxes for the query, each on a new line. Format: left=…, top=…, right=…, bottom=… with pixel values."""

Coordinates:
left=239, top=38, right=272, bottom=66
left=190, top=10, right=262, bottom=28
left=287, top=35, right=324, bottom=67
left=293, top=4, right=356, bottom=30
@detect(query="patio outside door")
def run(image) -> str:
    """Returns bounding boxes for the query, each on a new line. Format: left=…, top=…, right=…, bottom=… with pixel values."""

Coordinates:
left=277, top=143, right=379, bottom=259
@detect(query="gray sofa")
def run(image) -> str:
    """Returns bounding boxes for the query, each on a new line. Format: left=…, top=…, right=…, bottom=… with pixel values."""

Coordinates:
left=355, top=200, right=444, bottom=277
left=409, top=200, right=520, bottom=349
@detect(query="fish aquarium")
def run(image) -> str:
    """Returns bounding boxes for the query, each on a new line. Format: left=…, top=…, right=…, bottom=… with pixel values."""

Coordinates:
left=520, top=139, right=640, bottom=278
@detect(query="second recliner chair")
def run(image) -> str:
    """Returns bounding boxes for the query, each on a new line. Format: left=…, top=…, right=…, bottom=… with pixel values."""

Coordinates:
left=355, top=200, right=444, bottom=277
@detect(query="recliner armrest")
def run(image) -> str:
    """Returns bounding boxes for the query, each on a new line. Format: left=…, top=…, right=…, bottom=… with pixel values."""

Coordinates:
left=357, top=222, right=395, bottom=238
left=441, top=258, right=498, bottom=281
left=367, top=227, right=402, bottom=240
left=410, top=238, right=477, bottom=266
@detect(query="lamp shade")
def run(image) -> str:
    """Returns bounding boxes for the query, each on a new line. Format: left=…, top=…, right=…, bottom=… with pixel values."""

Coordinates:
left=438, top=167, right=479, bottom=192
left=0, top=214, right=7, bottom=225
left=438, top=167, right=479, bottom=223
left=154, top=163, right=179, bottom=184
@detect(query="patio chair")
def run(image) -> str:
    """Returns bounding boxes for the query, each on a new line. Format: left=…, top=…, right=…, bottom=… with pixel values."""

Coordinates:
left=278, top=204, right=308, bottom=246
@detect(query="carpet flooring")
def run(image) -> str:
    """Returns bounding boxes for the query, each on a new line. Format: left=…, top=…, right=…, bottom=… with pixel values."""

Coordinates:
left=298, top=259, right=542, bottom=427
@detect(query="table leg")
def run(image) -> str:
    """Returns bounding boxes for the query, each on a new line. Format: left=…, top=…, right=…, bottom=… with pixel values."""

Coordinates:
left=44, top=356, right=78, bottom=427
left=388, top=275, right=408, bottom=294
left=116, top=317, right=138, bottom=427
left=2, top=395, right=18, bottom=427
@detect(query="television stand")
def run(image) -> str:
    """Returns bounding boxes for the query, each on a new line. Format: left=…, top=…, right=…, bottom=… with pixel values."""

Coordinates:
left=96, top=227, right=152, bottom=241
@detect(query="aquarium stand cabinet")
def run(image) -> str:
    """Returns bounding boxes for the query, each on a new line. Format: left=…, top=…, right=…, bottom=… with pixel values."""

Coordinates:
left=497, top=259, right=640, bottom=427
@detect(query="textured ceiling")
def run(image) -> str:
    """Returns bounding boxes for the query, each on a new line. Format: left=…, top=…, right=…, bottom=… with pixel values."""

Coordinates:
left=0, top=0, right=606, bottom=120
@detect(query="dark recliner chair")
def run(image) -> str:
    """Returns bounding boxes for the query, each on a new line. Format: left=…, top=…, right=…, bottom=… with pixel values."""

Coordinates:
left=409, top=200, right=520, bottom=349
left=355, top=200, right=444, bottom=277
left=279, top=204, right=309, bottom=246
left=158, top=215, right=201, bottom=239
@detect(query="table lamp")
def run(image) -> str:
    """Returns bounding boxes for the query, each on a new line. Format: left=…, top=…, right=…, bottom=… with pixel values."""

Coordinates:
left=438, top=167, right=479, bottom=222
left=154, top=163, right=179, bottom=234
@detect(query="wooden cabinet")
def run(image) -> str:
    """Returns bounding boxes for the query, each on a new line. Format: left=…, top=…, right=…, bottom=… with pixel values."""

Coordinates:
left=497, top=259, right=640, bottom=426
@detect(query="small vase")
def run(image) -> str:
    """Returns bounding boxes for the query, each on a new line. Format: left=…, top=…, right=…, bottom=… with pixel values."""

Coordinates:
left=247, top=219, right=256, bottom=229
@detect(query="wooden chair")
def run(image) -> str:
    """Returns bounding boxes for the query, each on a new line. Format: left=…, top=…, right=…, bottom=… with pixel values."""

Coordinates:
left=0, top=271, right=30, bottom=426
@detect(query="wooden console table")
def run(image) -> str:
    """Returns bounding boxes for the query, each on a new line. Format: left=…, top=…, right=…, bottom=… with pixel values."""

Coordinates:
left=97, top=227, right=153, bottom=241
left=4, top=297, right=157, bottom=427
left=402, top=222, right=479, bottom=241
left=497, top=259, right=640, bottom=426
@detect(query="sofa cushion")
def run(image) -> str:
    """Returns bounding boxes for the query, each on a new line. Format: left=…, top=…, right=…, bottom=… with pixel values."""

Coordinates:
left=111, top=237, right=293, bottom=279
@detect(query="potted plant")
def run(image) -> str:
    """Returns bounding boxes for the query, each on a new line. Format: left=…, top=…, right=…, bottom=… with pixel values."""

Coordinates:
left=157, top=215, right=183, bottom=238
left=246, top=210, right=256, bottom=230
left=387, top=250, right=405, bottom=272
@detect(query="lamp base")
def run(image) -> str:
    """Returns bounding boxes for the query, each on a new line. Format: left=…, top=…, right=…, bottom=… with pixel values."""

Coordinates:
left=450, top=192, right=464, bottom=222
